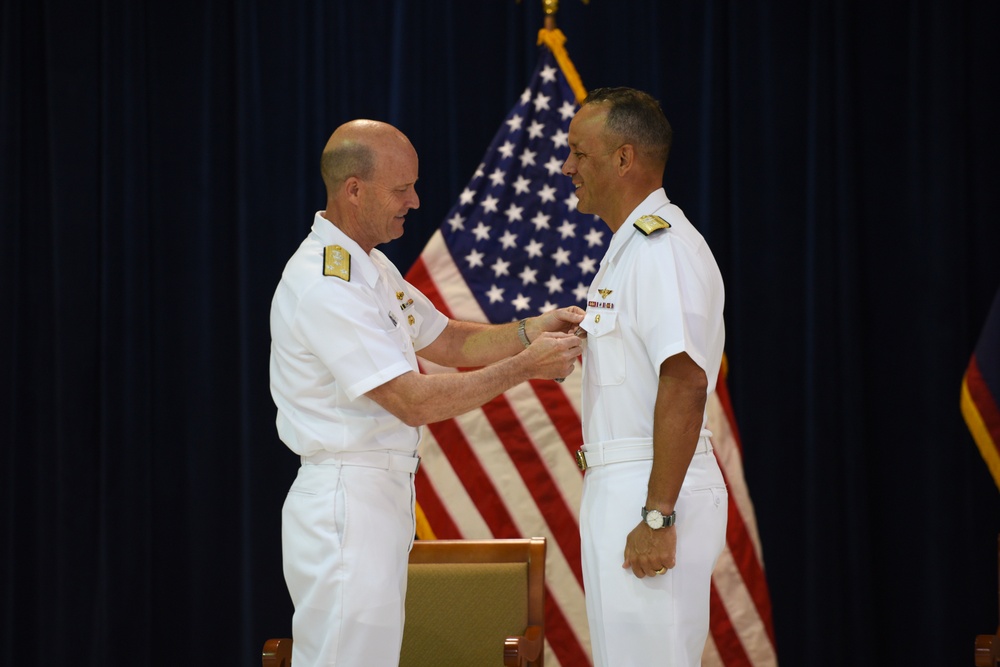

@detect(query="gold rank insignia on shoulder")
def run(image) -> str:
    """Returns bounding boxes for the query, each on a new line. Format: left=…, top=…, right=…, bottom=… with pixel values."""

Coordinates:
left=322, top=245, right=351, bottom=281
left=633, top=214, right=671, bottom=236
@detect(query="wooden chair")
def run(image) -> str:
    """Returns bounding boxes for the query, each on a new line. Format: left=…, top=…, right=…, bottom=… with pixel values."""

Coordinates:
left=261, top=637, right=290, bottom=667
left=975, top=533, right=1000, bottom=666
left=262, top=537, right=546, bottom=667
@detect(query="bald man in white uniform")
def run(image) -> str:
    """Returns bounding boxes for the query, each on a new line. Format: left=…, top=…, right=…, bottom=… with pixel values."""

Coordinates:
left=270, top=119, right=584, bottom=666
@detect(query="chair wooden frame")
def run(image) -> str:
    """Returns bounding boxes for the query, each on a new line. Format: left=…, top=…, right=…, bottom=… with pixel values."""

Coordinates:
left=262, top=537, right=546, bottom=667
left=975, top=533, right=1000, bottom=666
left=261, top=636, right=290, bottom=667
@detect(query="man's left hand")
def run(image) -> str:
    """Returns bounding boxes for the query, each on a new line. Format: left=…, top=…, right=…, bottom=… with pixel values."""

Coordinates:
left=531, top=306, right=585, bottom=338
left=622, top=521, right=677, bottom=578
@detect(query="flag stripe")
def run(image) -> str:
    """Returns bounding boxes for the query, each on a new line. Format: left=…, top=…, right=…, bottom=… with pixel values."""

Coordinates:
left=479, top=394, right=585, bottom=585
left=529, top=377, right=585, bottom=456
left=417, top=428, right=491, bottom=539
left=723, top=460, right=774, bottom=644
left=413, top=463, right=460, bottom=539
left=707, top=377, right=779, bottom=665
left=407, top=253, right=456, bottom=320
left=962, top=287, right=1000, bottom=492
left=712, top=546, right=781, bottom=665
left=713, top=361, right=744, bottom=451
left=723, top=487, right=777, bottom=646
left=543, top=585, right=591, bottom=666
left=709, top=581, right=754, bottom=665
left=964, top=357, right=1000, bottom=447
left=961, top=361, right=1000, bottom=490
left=424, top=417, right=524, bottom=536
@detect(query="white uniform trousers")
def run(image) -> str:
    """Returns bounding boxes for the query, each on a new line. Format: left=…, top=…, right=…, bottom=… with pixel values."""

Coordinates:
left=580, top=446, right=728, bottom=667
left=282, top=460, right=416, bottom=666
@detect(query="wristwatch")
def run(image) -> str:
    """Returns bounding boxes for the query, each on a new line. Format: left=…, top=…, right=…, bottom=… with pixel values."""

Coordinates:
left=641, top=507, right=676, bottom=530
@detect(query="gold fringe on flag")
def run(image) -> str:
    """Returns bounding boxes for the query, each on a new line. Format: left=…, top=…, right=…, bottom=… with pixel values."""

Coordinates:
left=414, top=496, right=437, bottom=540
left=537, top=28, right=587, bottom=104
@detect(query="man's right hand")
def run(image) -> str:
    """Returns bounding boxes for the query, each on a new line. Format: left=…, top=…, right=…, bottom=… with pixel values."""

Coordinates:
left=521, top=331, right=582, bottom=381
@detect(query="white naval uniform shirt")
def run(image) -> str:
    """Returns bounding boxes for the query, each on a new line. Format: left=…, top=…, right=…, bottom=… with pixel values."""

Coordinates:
left=578, top=188, right=725, bottom=445
left=269, top=212, right=448, bottom=457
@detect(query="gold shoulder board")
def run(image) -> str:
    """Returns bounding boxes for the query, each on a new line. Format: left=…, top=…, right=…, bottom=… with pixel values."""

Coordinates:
left=633, top=214, right=671, bottom=236
left=323, top=245, right=351, bottom=281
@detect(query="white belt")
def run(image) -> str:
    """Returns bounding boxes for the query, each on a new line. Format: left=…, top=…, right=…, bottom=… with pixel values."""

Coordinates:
left=302, top=449, right=420, bottom=474
left=575, top=436, right=712, bottom=472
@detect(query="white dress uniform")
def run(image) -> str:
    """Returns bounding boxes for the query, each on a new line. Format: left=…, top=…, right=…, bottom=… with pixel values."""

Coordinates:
left=577, top=189, right=728, bottom=667
left=269, top=212, right=448, bottom=667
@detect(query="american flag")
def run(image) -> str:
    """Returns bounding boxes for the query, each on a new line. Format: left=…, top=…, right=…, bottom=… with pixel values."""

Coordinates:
left=404, top=30, right=778, bottom=666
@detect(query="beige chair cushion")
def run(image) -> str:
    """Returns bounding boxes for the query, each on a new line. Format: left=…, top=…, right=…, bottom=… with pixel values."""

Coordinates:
left=399, top=562, right=529, bottom=667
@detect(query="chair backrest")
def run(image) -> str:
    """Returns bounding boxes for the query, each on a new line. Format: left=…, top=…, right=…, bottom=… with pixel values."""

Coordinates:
left=261, top=537, right=546, bottom=667
left=400, top=537, right=546, bottom=667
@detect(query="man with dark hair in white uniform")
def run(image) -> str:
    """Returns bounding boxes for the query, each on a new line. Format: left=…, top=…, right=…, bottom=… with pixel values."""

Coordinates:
left=270, top=119, right=585, bottom=667
left=563, top=88, right=728, bottom=666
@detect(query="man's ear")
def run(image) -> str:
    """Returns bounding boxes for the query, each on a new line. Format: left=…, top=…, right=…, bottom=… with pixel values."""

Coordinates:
left=617, top=144, right=635, bottom=175
left=344, top=176, right=362, bottom=202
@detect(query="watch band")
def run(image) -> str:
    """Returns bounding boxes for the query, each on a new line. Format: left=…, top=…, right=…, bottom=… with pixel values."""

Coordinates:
left=517, top=319, right=531, bottom=348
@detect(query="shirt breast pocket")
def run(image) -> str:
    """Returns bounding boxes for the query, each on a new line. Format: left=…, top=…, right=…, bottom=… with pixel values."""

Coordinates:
left=581, top=309, right=625, bottom=386
left=381, top=309, right=410, bottom=354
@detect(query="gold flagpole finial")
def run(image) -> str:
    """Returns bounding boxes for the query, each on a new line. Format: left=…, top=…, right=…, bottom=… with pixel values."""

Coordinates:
left=543, top=0, right=558, bottom=29
left=516, top=0, right=589, bottom=28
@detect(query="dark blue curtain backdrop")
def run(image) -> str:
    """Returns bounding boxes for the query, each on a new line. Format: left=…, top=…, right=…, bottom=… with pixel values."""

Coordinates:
left=3, top=0, right=999, bottom=665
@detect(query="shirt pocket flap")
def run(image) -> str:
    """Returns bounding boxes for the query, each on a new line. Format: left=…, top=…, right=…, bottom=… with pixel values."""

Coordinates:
left=580, top=309, right=619, bottom=338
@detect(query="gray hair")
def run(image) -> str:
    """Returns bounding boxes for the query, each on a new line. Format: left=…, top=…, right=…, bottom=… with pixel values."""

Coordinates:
left=320, top=141, right=376, bottom=193
left=583, top=87, right=673, bottom=166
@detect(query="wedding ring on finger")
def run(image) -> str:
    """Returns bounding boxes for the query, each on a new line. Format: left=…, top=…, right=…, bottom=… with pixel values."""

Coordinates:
left=654, top=567, right=667, bottom=575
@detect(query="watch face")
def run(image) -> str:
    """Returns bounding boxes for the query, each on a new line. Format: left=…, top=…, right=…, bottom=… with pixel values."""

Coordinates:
left=645, top=509, right=664, bottom=529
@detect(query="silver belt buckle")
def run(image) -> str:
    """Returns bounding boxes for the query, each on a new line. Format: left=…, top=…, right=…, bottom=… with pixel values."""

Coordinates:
left=575, top=449, right=588, bottom=471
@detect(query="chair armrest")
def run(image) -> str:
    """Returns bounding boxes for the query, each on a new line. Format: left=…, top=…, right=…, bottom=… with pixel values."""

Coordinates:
left=975, top=633, right=1000, bottom=667
left=504, top=624, right=543, bottom=667
left=262, top=637, right=292, bottom=667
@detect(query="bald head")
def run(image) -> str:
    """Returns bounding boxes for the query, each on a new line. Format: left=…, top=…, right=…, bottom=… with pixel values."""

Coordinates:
left=317, top=119, right=421, bottom=252
left=320, top=119, right=415, bottom=198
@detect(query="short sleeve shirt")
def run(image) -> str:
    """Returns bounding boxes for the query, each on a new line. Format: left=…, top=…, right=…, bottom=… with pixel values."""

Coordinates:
left=578, top=189, right=725, bottom=445
left=269, top=213, right=448, bottom=456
